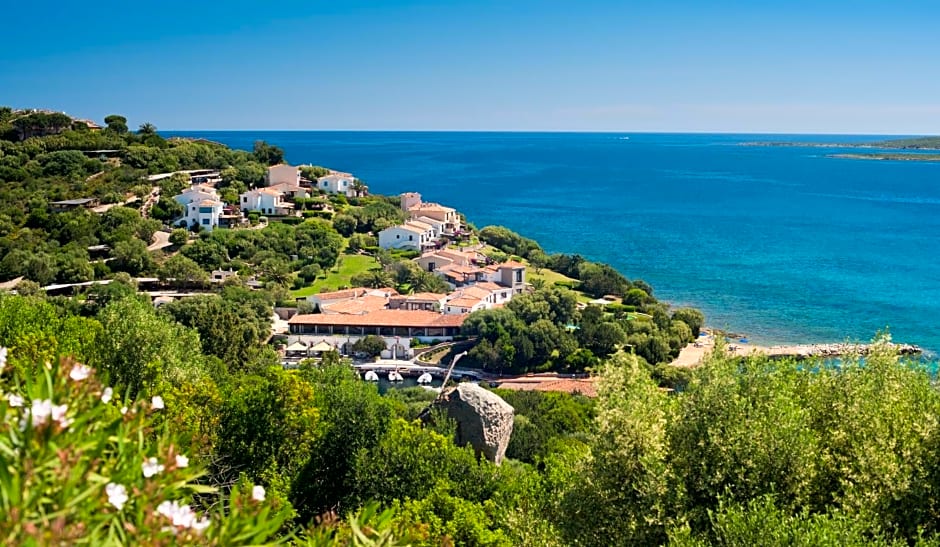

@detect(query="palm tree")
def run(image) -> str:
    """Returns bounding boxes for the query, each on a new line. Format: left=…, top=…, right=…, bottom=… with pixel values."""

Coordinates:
left=351, top=179, right=368, bottom=197
left=138, top=122, right=157, bottom=135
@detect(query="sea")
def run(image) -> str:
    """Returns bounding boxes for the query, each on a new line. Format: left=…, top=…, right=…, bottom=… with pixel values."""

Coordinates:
left=169, top=131, right=940, bottom=354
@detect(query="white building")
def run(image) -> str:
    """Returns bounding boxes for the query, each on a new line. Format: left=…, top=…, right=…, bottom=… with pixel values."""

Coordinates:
left=266, top=164, right=300, bottom=186
left=173, top=185, right=223, bottom=230
left=317, top=171, right=356, bottom=197
left=378, top=221, right=437, bottom=251
left=184, top=198, right=223, bottom=230
left=240, top=188, right=293, bottom=216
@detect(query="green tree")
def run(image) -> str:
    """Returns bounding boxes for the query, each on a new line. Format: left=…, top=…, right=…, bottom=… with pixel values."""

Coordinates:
left=111, top=239, right=153, bottom=275
left=138, top=122, right=157, bottom=135
left=252, top=140, right=285, bottom=166
left=158, top=254, right=208, bottom=289
left=103, top=114, right=128, bottom=133
left=352, top=335, right=388, bottom=357
left=92, top=297, right=207, bottom=397
left=169, top=228, right=190, bottom=247
left=332, top=213, right=358, bottom=236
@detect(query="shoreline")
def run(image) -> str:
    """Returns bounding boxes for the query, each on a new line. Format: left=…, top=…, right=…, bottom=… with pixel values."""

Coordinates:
left=670, top=330, right=923, bottom=368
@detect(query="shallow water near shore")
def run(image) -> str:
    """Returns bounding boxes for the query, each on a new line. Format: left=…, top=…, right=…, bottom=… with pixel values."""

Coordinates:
left=170, top=131, right=940, bottom=353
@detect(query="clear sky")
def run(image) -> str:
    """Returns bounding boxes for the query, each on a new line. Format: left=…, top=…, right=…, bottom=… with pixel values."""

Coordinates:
left=2, top=0, right=939, bottom=133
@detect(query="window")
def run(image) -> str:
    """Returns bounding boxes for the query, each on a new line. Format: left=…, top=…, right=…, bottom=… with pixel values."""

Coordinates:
left=515, top=270, right=523, bottom=282
left=409, top=235, right=413, bottom=240
left=428, top=262, right=435, bottom=272
left=202, top=218, right=209, bottom=225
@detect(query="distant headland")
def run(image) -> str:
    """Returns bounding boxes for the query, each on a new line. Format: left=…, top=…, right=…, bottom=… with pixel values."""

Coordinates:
left=740, top=136, right=940, bottom=162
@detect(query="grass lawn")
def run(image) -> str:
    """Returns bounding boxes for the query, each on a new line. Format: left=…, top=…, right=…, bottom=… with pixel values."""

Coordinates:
left=526, top=267, right=596, bottom=303
left=291, top=254, right=379, bottom=297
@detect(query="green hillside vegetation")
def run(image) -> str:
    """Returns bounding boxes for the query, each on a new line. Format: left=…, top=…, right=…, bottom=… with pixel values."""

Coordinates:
left=9, top=106, right=940, bottom=544
left=870, top=135, right=940, bottom=149
left=3, top=293, right=940, bottom=545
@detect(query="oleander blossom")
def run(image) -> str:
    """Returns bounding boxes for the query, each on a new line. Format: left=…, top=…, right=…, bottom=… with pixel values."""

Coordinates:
left=101, top=386, right=113, bottom=404
left=6, top=393, right=24, bottom=408
left=105, top=482, right=128, bottom=510
left=252, top=485, right=266, bottom=502
left=20, top=399, right=70, bottom=429
left=175, top=454, right=189, bottom=468
left=69, top=363, right=92, bottom=381
left=142, top=457, right=165, bottom=478
left=151, top=395, right=165, bottom=410
left=156, top=500, right=210, bottom=532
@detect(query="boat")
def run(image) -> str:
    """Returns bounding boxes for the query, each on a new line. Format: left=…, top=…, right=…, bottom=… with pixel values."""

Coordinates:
left=417, top=372, right=433, bottom=385
left=388, top=370, right=404, bottom=382
left=364, top=370, right=379, bottom=382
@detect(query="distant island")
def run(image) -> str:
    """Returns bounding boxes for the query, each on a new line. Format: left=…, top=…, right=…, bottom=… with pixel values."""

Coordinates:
left=741, top=135, right=940, bottom=162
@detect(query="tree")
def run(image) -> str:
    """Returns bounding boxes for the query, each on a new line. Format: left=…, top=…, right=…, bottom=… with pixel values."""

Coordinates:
left=252, top=140, right=285, bottom=166
left=672, top=307, right=705, bottom=338
left=103, top=114, right=128, bottom=133
left=169, top=228, right=189, bottom=247
left=158, top=254, right=208, bottom=289
left=111, top=239, right=153, bottom=275
left=92, top=297, right=207, bottom=397
left=352, top=335, right=388, bottom=357
left=150, top=197, right=185, bottom=222
left=332, top=214, right=358, bottom=237
left=138, top=122, right=157, bottom=135
left=350, top=270, right=394, bottom=289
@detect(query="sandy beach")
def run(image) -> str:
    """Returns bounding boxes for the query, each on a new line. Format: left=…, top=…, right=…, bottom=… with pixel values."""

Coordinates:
left=669, top=331, right=921, bottom=368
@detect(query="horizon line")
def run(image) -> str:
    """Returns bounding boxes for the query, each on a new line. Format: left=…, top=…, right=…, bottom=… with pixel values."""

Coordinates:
left=161, top=129, right=934, bottom=137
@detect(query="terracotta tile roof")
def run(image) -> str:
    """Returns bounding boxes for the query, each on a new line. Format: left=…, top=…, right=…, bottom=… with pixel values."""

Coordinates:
left=321, top=295, right=390, bottom=315
left=402, top=292, right=447, bottom=301
left=312, top=287, right=398, bottom=301
left=474, top=281, right=504, bottom=291
left=288, top=309, right=467, bottom=328
left=446, top=296, right=483, bottom=308
left=404, top=220, right=434, bottom=231
left=409, top=202, right=455, bottom=213
left=498, top=261, right=527, bottom=269
left=197, top=199, right=221, bottom=206
left=496, top=377, right=598, bottom=397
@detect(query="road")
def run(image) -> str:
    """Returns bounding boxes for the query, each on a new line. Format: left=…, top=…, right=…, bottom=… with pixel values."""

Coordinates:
left=148, top=230, right=172, bottom=251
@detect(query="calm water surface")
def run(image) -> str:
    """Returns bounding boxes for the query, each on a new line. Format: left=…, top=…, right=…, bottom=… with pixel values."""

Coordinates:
left=170, top=131, right=940, bottom=353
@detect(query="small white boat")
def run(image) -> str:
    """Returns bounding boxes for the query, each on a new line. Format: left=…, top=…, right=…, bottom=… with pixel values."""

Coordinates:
left=388, top=371, right=404, bottom=382
left=417, top=372, right=433, bottom=385
left=364, top=370, right=379, bottom=382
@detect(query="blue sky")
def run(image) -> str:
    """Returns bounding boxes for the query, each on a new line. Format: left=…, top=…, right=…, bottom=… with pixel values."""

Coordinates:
left=2, top=0, right=939, bottom=133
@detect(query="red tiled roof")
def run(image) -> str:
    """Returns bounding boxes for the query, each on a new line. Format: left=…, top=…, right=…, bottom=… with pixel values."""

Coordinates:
left=496, top=377, right=597, bottom=397
left=288, top=309, right=466, bottom=328
left=321, top=295, right=389, bottom=315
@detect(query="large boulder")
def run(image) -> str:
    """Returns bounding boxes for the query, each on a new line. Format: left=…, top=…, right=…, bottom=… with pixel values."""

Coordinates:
left=435, top=383, right=514, bottom=465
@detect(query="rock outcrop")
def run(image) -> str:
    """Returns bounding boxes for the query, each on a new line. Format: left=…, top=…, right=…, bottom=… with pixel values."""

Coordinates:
left=433, top=383, right=514, bottom=465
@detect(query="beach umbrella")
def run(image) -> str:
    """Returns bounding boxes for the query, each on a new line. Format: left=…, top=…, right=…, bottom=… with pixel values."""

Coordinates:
left=364, top=370, right=379, bottom=382
left=417, top=372, right=433, bottom=384
left=739, top=338, right=749, bottom=344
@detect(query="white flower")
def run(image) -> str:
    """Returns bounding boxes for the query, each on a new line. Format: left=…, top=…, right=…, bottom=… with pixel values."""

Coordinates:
left=120, top=406, right=128, bottom=415
left=151, top=396, right=164, bottom=410
left=27, top=399, right=54, bottom=427
left=51, top=403, right=70, bottom=427
left=6, top=393, right=24, bottom=408
left=156, top=500, right=209, bottom=532
left=0, top=347, right=7, bottom=371
left=251, top=485, right=266, bottom=502
left=69, top=364, right=92, bottom=381
left=101, top=387, right=113, bottom=404
left=175, top=454, right=189, bottom=468
left=191, top=516, right=211, bottom=532
left=142, top=457, right=165, bottom=478
left=105, top=482, right=128, bottom=510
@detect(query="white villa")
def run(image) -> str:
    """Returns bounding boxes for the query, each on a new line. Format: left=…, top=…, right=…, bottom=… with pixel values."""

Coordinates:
left=173, top=185, right=223, bottom=230
left=443, top=282, right=513, bottom=315
left=317, top=171, right=357, bottom=197
left=378, top=220, right=437, bottom=251
left=400, top=192, right=462, bottom=235
left=266, top=164, right=300, bottom=186
left=240, top=187, right=294, bottom=216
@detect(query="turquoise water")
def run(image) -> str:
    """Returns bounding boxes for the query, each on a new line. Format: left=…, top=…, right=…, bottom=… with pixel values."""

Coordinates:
left=171, top=132, right=940, bottom=353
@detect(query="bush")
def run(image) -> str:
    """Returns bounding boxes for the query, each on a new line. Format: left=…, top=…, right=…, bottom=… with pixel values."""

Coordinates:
left=0, top=350, right=291, bottom=545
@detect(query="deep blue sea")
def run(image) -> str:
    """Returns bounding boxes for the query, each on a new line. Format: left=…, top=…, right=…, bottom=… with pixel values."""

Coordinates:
left=170, top=131, right=940, bottom=353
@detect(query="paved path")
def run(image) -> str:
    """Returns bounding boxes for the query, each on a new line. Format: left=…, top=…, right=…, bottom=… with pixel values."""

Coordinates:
left=148, top=230, right=172, bottom=251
